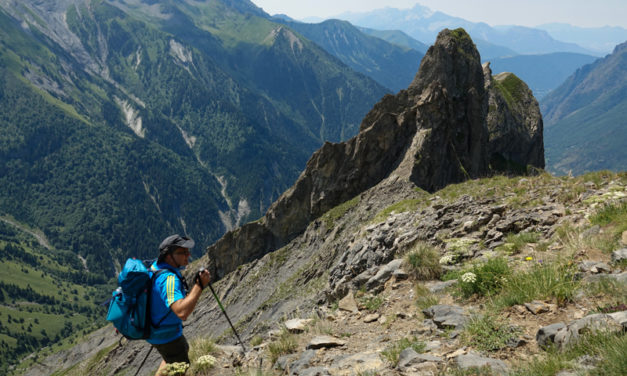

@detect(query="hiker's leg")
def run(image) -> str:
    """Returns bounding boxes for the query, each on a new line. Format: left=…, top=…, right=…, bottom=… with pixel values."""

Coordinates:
left=155, top=359, right=166, bottom=376
left=152, top=336, right=190, bottom=374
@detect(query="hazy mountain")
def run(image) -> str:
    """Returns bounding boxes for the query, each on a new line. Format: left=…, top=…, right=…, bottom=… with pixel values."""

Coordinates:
left=541, top=42, right=627, bottom=175
left=275, top=19, right=424, bottom=92
left=489, top=52, right=598, bottom=99
left=0, top=0, right=388, bottom=276
left=356, top=26, right=429, bottom=53
left=335, top=4, right=595, bottom=58
left=538, top=23, right=627, bottom=55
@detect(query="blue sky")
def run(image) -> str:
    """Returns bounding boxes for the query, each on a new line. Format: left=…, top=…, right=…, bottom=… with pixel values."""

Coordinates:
left=252, top=0, right=627, bottom=28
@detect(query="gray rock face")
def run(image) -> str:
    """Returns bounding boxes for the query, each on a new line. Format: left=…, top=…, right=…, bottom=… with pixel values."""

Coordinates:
left=365, top=259, right=405, bottom=291
left=484, top=64, right=545, bottom=172
left=406, top=28, right=490, bottom=191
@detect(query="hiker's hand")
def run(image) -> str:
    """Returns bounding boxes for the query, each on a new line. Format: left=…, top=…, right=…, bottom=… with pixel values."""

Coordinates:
left=196, top=268, right=211, bottom=289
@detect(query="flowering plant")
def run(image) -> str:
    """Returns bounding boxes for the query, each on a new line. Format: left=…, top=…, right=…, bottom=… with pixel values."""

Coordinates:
left=439, top=254, right=455, bottom=265
left=461, top=272, right=477, bottom=284
left=195, top=354, right=217, bottom=368
left=162, top=362, right=189, bottom=376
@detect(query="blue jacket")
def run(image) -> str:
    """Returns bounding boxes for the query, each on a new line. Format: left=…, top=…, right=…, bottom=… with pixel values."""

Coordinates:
left=147, top=262, right=187, bottom=344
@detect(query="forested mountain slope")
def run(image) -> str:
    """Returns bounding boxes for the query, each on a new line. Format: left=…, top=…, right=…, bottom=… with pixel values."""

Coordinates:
left=0, top=0, right=388, bottom=275
left=541, top=41, right=627, bottom=175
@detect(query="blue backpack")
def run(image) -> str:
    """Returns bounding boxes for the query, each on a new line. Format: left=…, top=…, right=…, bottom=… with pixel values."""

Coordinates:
left=106, top=258, right=170, bottom=340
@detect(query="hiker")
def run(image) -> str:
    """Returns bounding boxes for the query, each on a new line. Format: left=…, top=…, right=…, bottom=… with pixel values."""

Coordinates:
left=148, top=234, right=211, bottom=375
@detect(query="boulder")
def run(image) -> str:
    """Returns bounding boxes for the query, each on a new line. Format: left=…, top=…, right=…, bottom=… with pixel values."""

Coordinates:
left=365, top=259, right=404, bottom=291
left=306, top=336, right=346, bottom=350
left=612, top=248, right=627, bottom=263
left=422, top=305, right=468, bottom=329
left=338, top=291, right=359, bottom=313
left=455, top=352, right=509, bottom=375
left=539, top=312, right=627, bottom=349
left=536, top=322, right=567, bottom=348
left=284, top=319, right=313, bottom=333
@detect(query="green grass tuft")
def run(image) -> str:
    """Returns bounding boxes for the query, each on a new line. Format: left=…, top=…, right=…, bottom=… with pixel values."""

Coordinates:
left=462, top=312, right=521, bottom=352
left=267, top=328, right=298, bottom=365
left=495, top=260, right=579, bottom=308
left=356, top=292, right=384, bottom=313
left=456, top=257, right=511, bottom=299
left=380, top=336, right=426, bottom=366
left=320, top=196, right=360, bottom=228
left=404, top=242, right=443, bottom=280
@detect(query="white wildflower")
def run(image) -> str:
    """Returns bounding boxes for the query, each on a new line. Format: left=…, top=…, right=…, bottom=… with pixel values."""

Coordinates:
left=195, top=354, right=217, bottom=367
left=461, top=272, right=477, bottom=284
left=439, top=254, right=455, bottom=265
left=163, top=362, right=189, bottom=376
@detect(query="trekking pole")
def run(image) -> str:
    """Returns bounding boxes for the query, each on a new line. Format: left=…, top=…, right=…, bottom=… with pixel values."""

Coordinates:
left=133, top=345, right=153, bottom=376
left=199, top=268, right=247, bottom=353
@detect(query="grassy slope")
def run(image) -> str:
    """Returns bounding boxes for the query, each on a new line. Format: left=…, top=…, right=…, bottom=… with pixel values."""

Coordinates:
left=0, top=218, right=111, bottom=374
left=545, top=86, right=627, bottom=175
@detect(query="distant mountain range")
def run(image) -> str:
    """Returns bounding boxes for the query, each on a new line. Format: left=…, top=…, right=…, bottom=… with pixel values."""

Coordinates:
left=537, top=23, right=627, bottom=55
left=334, top=3, right=601, bottom=58
left=328, top=3, right=627, bottom=57
left=489, top=53, right=598, bottom=99
left=273, top=18, right=424, bottom=92
left=541, top=42, right=627, bottom=175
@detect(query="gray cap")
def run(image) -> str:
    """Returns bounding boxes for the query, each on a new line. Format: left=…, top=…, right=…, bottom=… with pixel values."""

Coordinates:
left=158, top=234, right=195, bottom=260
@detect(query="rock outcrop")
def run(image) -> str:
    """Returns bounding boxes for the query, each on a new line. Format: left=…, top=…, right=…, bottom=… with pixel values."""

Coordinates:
left=484, top=64, right=545, bottom=172
left=204, top=28, right=544, bottom=279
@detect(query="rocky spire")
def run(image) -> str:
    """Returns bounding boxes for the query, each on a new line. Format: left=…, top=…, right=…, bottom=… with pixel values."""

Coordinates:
left=204, top=28, right=543, bottom=279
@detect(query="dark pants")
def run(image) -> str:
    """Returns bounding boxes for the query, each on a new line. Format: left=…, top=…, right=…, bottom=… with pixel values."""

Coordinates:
left=152, top=335, right=190, bottom=364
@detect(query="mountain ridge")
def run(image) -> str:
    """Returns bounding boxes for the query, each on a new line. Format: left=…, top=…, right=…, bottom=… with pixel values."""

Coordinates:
left=334, top=4, right=596, bottom=57
left=0, top=0, right=389, bottom=272
left=541, top=41, right=627, bottom=175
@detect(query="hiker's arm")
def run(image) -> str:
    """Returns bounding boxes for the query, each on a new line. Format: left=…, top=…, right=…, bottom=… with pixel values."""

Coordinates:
left=170, top=270, right=210, bottom=321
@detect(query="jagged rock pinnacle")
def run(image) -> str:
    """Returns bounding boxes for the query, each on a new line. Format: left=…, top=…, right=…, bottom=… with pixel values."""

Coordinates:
left=203, top=28, right=542, bottom=280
